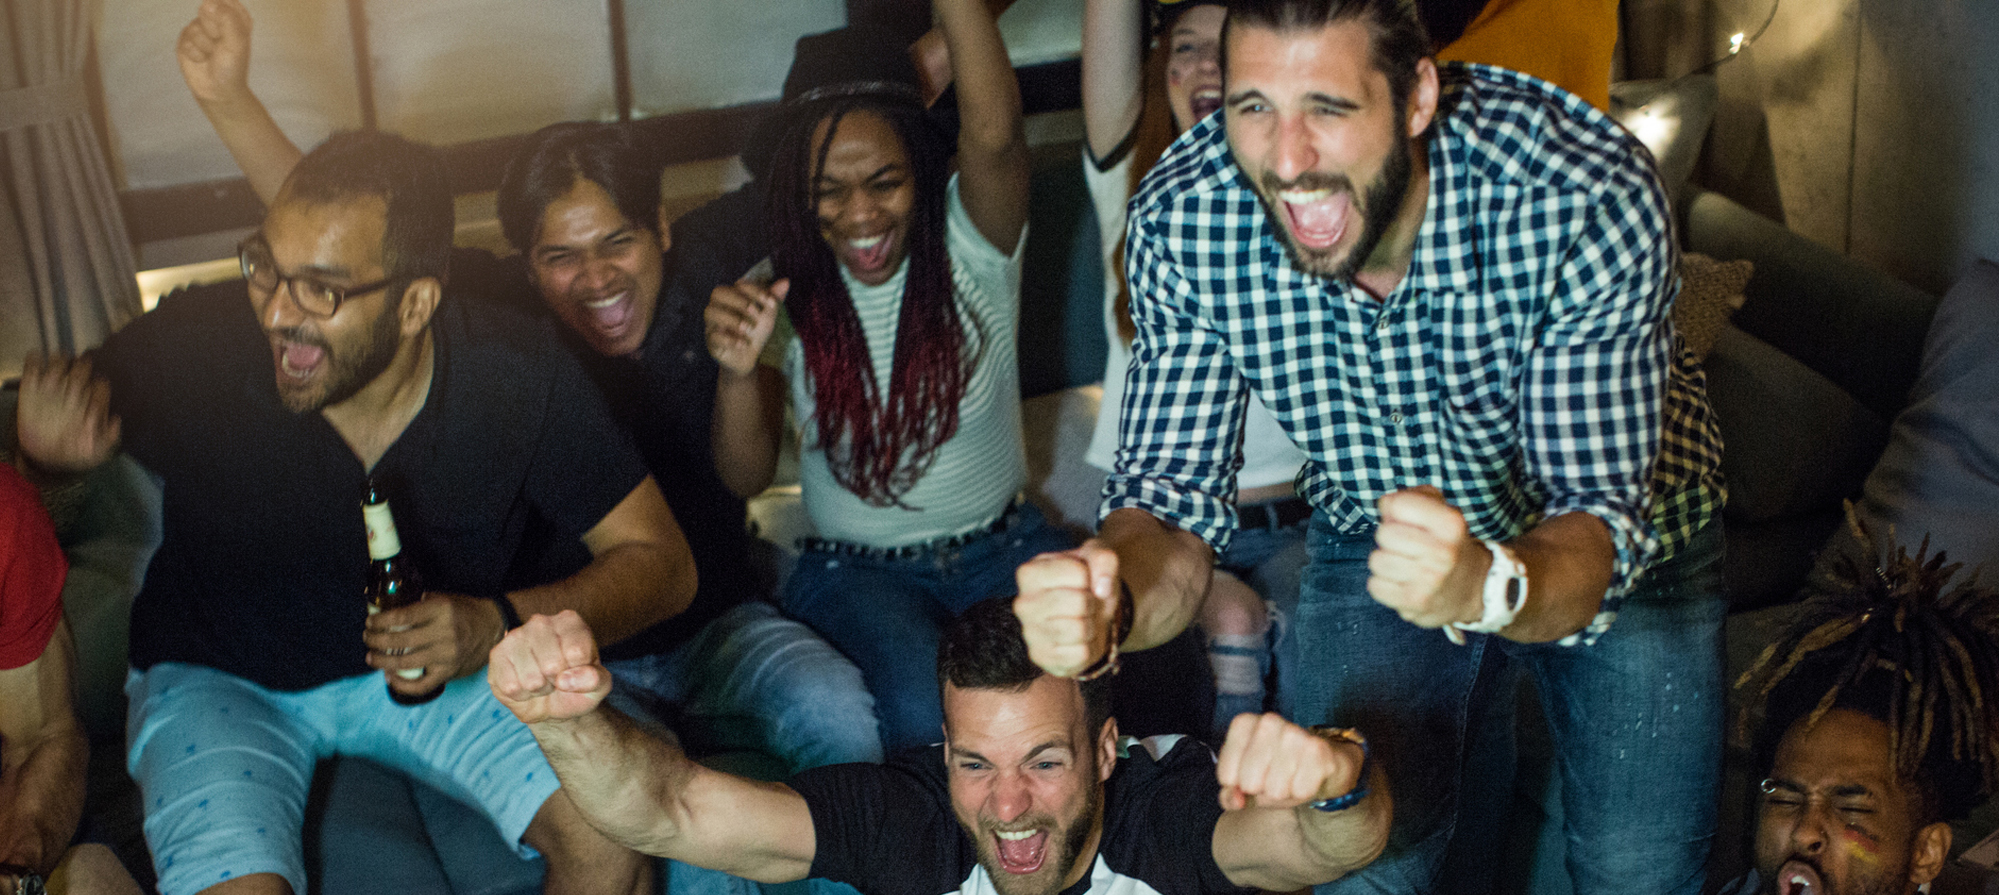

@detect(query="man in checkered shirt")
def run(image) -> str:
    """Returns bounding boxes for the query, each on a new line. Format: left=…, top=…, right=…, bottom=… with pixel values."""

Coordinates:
left=1013, top=0, right=1728, bottom=892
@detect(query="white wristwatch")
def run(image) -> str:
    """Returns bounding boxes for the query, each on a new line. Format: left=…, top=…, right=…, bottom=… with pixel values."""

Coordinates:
left=1445, top=540, right=1529, bottom=645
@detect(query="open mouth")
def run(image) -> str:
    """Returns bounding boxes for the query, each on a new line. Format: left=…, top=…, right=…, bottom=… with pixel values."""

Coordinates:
left=275, top=338, right=326, bottom=381
left=993, top=828, right=1048, bottom=875
left=1190, top=89, right=1222, bottom=122
left=1277, top=187, right=1352, bottom=250
left=1776, top=859, right=1823, bottom=895
left=845, top=233, right=894, bottom=274
left=580, top=289, right=633, bottom=337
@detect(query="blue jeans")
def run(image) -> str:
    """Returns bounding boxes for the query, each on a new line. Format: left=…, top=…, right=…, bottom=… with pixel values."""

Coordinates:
left=606, top=602, right=882, bottom=772
left=783, top=502, right=1076, bottom=753
left=1296, top=513, right=1725, bottom=895
left=1214, top=512, right=1310, bottom=726
left=606, top=603, right=880, bottom=895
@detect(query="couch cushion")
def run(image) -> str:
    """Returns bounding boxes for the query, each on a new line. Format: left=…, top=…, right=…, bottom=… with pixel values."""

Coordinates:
left=1813, top=259, right=1999, bottom=575
left=1703, top=325, right=1889, bottom=524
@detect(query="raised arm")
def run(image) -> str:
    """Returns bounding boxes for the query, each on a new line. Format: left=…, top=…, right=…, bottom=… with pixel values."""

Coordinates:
left=1210, top=714, right=1390, bottom=890
left=489, top=612, right=818, bottom=881
left=704, top=279, right=788, bottom=498
left=934, top=0, right=1029, bottom=254
left=1014, top=507, right=1214, bottom=677
left=1081, top=0, right=1146, bottom=162
left=177, top=0, right=302, bottom=205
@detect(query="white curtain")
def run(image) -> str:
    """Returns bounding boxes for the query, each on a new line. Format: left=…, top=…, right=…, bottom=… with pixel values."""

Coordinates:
left=2, top=0, right=140, bottom=378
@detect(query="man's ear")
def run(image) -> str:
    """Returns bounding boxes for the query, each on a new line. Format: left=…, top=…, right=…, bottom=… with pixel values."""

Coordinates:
left=397, top=277, right=442, bottom=338
left=655, top=207, right=673, bottom=255
left=1097, top=717, right=1119, bottom=783
left=1406, top=57, right=1440, bottom=139
left=1909, top=821, right=1952, bottom=888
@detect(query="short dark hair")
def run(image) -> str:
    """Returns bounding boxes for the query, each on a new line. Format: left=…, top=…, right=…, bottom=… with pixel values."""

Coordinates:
left=497, top=122, right=663, bottom=256
left=282, top=131, right=452, bottom=284
left=938, top=597, right=1113, bottom=738
left=1223, top=0, right=1432, bottom=107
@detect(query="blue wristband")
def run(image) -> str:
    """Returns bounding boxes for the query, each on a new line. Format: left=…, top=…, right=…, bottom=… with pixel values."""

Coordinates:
left=1307, top=727, right=1372, bottom=813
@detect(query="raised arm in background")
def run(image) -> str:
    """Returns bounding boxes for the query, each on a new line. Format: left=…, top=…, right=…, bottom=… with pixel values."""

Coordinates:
left=935, top=0, right=1029, bottom=254
left=177, top=0, right=302, bottom=205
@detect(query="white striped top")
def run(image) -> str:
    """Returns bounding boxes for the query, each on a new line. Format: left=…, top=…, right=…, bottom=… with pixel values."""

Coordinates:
left=786, top=175, right=1028, bottom=546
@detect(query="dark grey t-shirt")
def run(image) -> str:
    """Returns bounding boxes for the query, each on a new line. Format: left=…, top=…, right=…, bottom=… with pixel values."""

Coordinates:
left=105, top=281, right=646, bottom=690
left=790, top=735, right=1249, bottom=895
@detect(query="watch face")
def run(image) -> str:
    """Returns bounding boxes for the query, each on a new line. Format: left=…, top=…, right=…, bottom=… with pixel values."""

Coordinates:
left=1503, top=578, right=1525, bottom=611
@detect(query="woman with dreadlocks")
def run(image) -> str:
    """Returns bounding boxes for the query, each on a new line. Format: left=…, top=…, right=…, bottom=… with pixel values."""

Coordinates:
left=704, top=0, right=1072, bottom=752
left=1724, top=514, right=1999, bottom=895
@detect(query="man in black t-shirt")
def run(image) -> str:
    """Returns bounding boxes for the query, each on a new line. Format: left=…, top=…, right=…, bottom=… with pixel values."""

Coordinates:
left=490, top=597, right=1391, bottom=895
left=15, top=132, right=681, bottom=895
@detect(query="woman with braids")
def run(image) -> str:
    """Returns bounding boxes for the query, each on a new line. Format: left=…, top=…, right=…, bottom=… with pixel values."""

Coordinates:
left=704, top=0, right=1071, bottom=753
left=1724, top=515, right=1999, bottom=895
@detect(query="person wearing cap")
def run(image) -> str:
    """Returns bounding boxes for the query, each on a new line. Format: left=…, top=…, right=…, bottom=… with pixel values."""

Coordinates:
left=704, top=0, right=1074, bottom=756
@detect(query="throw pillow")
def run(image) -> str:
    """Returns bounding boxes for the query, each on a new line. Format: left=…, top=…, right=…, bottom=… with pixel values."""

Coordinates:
left=1676, top=252, right=1752, bottom=362
left=1812, top=259, right=1999, bottom=580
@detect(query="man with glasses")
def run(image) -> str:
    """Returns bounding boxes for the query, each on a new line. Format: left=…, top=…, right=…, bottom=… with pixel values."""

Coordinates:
left=12, top=131, right=683, bottom=895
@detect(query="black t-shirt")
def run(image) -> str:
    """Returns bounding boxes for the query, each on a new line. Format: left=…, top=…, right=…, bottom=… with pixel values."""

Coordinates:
left=102, top=281, right=648, bottom=690
left=451, top=247, right=753, bottom=659
left=789, top=736, right=1250, bottom=895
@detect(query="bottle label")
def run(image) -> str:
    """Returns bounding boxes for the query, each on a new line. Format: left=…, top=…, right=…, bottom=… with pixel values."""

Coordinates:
left=363, top=501, right=402, bottom=560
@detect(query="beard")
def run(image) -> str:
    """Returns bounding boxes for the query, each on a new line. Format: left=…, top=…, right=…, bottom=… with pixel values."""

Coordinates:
left=272, top=292, right=403, bottom=413
left=1252, top=131, right=1414, bottom=283
left=971, top=780, right=1104, bottom=895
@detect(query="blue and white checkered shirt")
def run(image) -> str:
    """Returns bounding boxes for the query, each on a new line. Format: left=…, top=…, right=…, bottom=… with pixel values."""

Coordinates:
left=1104, top=63, right=1724, bottom=644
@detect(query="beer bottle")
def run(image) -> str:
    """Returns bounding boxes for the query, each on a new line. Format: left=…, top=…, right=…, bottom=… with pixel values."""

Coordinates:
left=363, top=479, right=440, bottom=705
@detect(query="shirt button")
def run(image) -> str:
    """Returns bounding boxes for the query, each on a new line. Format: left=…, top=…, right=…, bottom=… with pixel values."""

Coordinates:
left=1375, top=316, right=1390, bottom=332
left=1390, top=412, right=1404, bottom=425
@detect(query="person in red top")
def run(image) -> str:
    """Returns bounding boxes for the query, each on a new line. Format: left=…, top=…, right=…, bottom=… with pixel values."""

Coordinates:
left=0, top=462, right=139, bottom=893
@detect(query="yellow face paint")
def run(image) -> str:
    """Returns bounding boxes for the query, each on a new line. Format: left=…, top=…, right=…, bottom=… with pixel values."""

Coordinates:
left=1842, top=827, right=1886, bottom=869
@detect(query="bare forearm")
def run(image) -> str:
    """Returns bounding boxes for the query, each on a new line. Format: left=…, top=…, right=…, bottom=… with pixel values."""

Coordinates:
left=934, top=0, right=1024, bottom=155
left=1081, top=0, right=1145, bottom=160
left=530, top=708, right=815, bottom=881
left=711, top=368, right=782, bottom=499
left=1097, top=507, right=1213, bottom=651
left=529, top=708, right=696, bottom=854
left=0, top=725, right=87, bottom=874
left=1287, top=760, right=1391, bottom=884
left=510, top=541, right=694, bottom=647
left=1498, top=511, right=1615, bottom=643
left=195, top=92, right=301, bottom=206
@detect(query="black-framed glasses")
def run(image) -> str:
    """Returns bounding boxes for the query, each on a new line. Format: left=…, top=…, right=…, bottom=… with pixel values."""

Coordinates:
left=238, top=237, right=395, bottom=318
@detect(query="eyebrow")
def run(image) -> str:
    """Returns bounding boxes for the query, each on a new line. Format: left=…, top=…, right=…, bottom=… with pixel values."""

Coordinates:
left=816, top=163, right=905, bottom=186
left=948, top=740, right=1070, bottom=765
left=533, top=224, right=637, bottom=258
left=1225, top=88, right=1360, bottom=114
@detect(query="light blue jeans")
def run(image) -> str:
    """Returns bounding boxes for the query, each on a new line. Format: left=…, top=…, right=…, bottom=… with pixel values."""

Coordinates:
left=1295, top=514, right=1726, bottom=895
